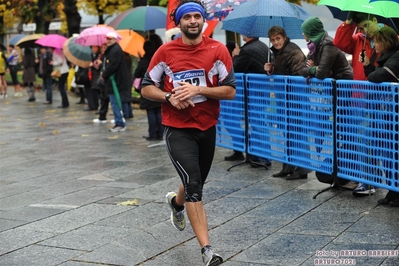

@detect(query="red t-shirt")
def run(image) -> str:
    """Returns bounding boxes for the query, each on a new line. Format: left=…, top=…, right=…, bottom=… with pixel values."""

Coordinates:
left=144, top=36, right=235, bottom=131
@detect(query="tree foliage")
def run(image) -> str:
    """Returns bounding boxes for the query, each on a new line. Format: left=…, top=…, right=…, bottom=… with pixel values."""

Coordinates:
left=77, top=0, right=132, bottom=24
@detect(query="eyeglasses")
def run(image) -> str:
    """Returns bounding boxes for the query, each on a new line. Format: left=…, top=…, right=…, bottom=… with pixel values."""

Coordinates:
left=106, top=37, right=114, bottom=41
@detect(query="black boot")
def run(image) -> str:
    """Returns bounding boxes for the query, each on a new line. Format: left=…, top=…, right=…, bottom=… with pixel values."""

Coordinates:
left=224, top=151, right=244, bottom=161
left=272, top=171, right=293, bottom=178
left=378, top=191, right=399, bottom=205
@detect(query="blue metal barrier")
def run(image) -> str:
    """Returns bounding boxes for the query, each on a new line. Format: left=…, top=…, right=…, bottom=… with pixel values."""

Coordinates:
left=217, top=74, right=399, bottom=193
left=286, top=76, right=334, bottom=174
left=336, top=80, right=399, bottom=191
left=245, top=74, right=287, bottom=161
left=216, top=73, right=246, bottom=152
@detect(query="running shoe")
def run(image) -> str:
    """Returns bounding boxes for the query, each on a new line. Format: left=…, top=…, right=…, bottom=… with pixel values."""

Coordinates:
left=165, top=192, right=185, bottom=231
left=353, top=183, right=375, bottom=197
left=202, top=245, right=223, bottom=266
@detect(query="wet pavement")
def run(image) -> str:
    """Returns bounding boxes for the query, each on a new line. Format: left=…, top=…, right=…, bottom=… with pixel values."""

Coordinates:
left=0, top=90, right=398, bottom=266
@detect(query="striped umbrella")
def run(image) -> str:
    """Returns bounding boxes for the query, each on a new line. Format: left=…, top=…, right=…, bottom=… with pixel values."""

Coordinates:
left=108, top=6, right=167, bottom=32
left=62, top=37, right=92, bottom=68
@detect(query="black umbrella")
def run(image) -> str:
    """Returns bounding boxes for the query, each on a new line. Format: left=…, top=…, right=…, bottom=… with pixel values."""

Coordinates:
left=15, top=34, right=45, bottom=49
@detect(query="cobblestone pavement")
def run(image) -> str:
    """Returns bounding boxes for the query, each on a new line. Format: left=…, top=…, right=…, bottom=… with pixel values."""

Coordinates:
left=0, top=91, right=398, bottom=266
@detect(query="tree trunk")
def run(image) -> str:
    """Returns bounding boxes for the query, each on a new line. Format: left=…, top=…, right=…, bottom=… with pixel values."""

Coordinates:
left=133, top=0, right=147, bottom=7
left=63, top=0, right=81, bottom=37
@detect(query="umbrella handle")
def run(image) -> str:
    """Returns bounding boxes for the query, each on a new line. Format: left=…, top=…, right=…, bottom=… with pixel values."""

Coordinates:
left=268, top=40, right=271, bottom=63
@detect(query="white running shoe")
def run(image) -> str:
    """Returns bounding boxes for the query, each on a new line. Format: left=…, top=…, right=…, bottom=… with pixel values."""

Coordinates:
left=165, top=192, right=185, bottom=231
left=93, top=118, right=107, bottom=123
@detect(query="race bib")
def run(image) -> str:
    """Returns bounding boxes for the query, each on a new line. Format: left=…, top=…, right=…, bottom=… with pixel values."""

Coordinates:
left=173, top=69, right=207, bottom=104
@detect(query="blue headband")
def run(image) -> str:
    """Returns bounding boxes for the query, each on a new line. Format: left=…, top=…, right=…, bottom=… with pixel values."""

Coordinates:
left=175, top=2, right=205, bottom=23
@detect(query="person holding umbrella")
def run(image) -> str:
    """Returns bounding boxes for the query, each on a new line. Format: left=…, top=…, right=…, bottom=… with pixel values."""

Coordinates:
left=333, top=11, right=384, bottom=196
left=141, top=1, right=236, bottom=265
left=50, top=48, right=70, bottom=108
left=100, top=31, right=132, bottom=132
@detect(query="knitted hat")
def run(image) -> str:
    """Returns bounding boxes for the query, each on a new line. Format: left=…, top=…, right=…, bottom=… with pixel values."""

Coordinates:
left=301, top=17, right=325, bottom=44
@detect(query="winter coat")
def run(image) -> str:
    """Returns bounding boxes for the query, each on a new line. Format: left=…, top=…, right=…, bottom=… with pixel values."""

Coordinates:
left=302, top=32, right=353, bottom=80
left=364, top=50, right=399, bottom=82
left=271, top=38, right=305, bottom=75
left=334, top=22, right=381, bottom=80
left=22, top=53, right=36, bottom=83
left=37, top=50, right=53, bottom=78
left=102, top=43, right=132, bottom=103
left=233, top=38, right=269, bottom=73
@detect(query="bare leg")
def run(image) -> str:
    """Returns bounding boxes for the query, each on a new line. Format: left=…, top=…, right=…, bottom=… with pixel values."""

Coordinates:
left=174, top=184, right=210, bottom=248
left=186, top=201, right=210, bottom=248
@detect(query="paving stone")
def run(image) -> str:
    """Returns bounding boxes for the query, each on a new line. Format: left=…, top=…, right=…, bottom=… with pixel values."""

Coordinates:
left=231, top=233, right=333, bottom=265
left=19, top=204, right=130, bottom=234
left=0, top=244, right=84, bottom=266
left=39, top=224, right=134, bottom=251
left=0, top=206, right=66, bottom=222
left=278, top=211, right=363, bottom=236
left=0, top=228, right=55, bottom=255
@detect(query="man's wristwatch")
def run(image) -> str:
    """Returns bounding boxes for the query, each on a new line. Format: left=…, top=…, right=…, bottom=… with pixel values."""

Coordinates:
left=165, top=92, right=172, bottom=103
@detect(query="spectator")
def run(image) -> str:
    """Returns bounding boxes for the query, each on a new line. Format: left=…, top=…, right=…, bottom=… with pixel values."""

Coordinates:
left=84, top=46, right=100, bottom=111
left=227, top=33, right=272, bottom=168
left=35, top=46, right=53, bottom=104
left=0, top=46, right=9, bottom=99
left=22, top=48, right=36, bottom=102
left=334, top=12, right=383, bottom=81
left=51, top=48, right=69, bottom=108
left=92, top=44, right=109, bottom=123
left=122, top=52, right=134, bottom=119
left=361, top=26, right=399, bottom=203
left=264, top=25, right=311, bottom=180
left=134, top=40, right=163, bottom=141
left=101, top=31, right=132, bottom=132
left=301, top=17, right=353, bottom=80
left=7, top=44, right=23, bottom=97
left=333, top=12, right=382, bottom=195
left=141, top=1, right=236, bottom=265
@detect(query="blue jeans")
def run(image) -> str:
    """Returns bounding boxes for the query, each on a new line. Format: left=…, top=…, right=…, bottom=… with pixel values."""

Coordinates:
left=43, top=76, right=52, bottom=103
left=109, top=94, right=125, bottom=127
left=123, top=102, right=133, bottom=118
left=147, top=107, right=163, bottom=138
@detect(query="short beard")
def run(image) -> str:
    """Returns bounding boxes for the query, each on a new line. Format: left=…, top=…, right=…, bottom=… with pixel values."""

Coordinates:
left=181, top=25, right=203, bottom=40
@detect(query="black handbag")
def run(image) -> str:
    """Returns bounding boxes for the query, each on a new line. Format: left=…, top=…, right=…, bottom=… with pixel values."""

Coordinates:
left=75, top=68, right=89, bottom=85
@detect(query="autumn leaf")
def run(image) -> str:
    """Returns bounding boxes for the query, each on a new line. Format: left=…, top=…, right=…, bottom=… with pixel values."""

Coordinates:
left=117, top=199, right=139, bottom=206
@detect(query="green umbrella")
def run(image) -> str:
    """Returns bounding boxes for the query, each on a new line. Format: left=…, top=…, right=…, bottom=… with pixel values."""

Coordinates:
left=110, top=75, right=122, bottom=110
left=108, top=6, right=167, bottom=32
left=318, top=0, right=399, bottom=18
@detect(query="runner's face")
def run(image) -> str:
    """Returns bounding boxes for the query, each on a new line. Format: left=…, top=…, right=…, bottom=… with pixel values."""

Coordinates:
left=179, top=12, right=204, bottom=40
left=270, top=34, right=286, bottom=50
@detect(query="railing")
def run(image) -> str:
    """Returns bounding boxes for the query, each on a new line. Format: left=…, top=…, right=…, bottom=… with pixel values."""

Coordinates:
left=216, top=73, right=399, bottom=193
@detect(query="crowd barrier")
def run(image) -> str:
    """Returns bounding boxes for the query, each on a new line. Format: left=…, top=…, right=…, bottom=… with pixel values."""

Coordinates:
left=216, top=73, right=399, bottom=193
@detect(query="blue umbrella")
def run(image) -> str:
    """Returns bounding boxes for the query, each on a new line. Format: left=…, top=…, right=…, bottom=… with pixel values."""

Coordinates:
left=8, top=34, right=26, bottom=46
left=221, top=0, right=311, bottom=39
